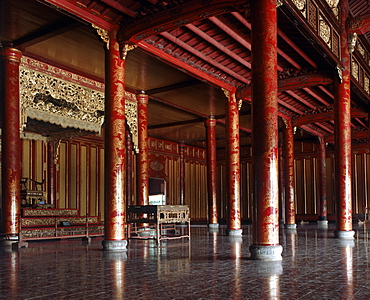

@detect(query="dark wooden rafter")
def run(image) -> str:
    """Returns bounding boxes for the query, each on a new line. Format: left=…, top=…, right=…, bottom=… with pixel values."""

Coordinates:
left=236, top=72, right=333, bottom=100
left=293, top=108, right=368, bottom=127
left=13, top=18, right=82, bottom=49
left=118, top=0, right=246, bottom=44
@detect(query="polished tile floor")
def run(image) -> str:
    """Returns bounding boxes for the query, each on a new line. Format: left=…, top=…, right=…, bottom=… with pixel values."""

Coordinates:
left=1, top=223, right=370, bottom=299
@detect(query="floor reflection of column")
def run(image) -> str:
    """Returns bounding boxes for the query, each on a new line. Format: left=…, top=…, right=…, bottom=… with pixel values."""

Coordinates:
left=340, top=242, right=354, bottom=298
left=230, top=237, right=242, bottom=299
left=6, top=250, right=19, bottom=298
left=103, top=252, right=127, bottom=299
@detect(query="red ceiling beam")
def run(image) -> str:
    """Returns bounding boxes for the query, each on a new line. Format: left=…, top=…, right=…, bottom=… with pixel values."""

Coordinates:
left=184, top=24, right=252, bottom=71
left=159, top=32, right=250, bottom=84
left=325, top=129, right=370, bottom=143
left=237, top=72, right=333, bottom=100
left=42, top=0, right=117, bottom=31
left=347, top=13, right=370, bottom=34
left=292, top=108, right=368, bottom=127
left=139, top=41, right=234, bottom=90
left=98, top=0, right=136, bottom=18
left=118, top=0, right=246, bottom=43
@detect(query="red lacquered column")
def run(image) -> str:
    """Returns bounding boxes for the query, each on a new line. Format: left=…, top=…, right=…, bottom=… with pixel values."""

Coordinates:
left=47, top=141, right=57, bottom=206
left=179, top=142, right=185, bottom=205
left=0, top=48, right=22, bottom=239
left=284, top=119, right=296, bottom=229
left=249, top=0, right=282, bottom=260
left=136, top=93, right=149, bottom=206
left=278, top=136, right=285, bottom=224
left=205, top=117, right=219, bottom=228
left=126, top=131, right=133, bottom=206
left=334, top=0, right=354, bottom=239
left=102, top=35, right=127, bottom=251
left=225, top=92, right=242, bottom=236
left=317, top=137, right=328, bottom=227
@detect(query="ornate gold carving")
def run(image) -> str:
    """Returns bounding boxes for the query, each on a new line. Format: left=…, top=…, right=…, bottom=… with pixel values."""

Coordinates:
left=336, top=65, right=343, bottom=84
left=319, top=15, right=331, bottom=47
left=351, top=60, right=359, bottom=81
left=20, top=66, right=105, bottom=133
left=237, top=99, right=243, bottom=111
left=221, top=88, right=230, bottom=99
left=92, top=24, right=110, bottom=49
left=276, top=0, right=283, bottom=7
left=348, top=33, right=358, bottom=54
left=292, top=0, right=306, bottom=18
left=125, top=99, right=138, bottom=153
left=121, top=43, right=137, bottom=60
left=308, top=2, right=317, bottom=31
left=365, top=76, right=369, bottom=94
left=356, top=40, right=365, bottom=58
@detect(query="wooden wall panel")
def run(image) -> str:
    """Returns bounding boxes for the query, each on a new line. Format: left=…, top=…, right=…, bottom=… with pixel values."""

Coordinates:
left=89, top=146, right=98, bottom=217
left=99, top=148, right=105, bottom=221
left=80, top=145, right=87, bottom=215
left=58, top=142, right=67, bottom=209
left=69, top=143, right=78, bottom=209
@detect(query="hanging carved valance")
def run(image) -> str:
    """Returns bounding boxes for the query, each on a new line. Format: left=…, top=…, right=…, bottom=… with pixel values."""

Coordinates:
left=19, top=57, right=139, bottom=150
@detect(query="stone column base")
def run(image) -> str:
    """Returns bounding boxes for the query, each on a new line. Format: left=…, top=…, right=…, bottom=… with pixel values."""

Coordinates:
left=227, top=228, right=243, bottom=236
left=334, top=230, right=355, bottom=239
left=102, top=239, right=128, bottom=251
left=208, top=223, right=219, bottom=228
left=249, top=244, right=283, bottom=261
left=284, top=223, right=297, bottom=229
left=317, top=220, right=328, bottom=228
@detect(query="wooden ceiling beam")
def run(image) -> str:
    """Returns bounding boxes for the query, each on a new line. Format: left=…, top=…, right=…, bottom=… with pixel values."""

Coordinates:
left=149, top=118, right=205, bottom=130
left=98, top=0, right=137, bottom=18
left=184, top=23, right=252, bottom=70
left=13, top=18, right=82, bottom=49
left=118, top=0, right=246, bottom=43
left=146, top=79, right=201, bottom=95
left=237, top=72, right=333, bottom=100
left=160, top=31, right=250, bottom=84
left=293, top=108, right=368, bottom=127
left=325, top=129, right=370, bottom=143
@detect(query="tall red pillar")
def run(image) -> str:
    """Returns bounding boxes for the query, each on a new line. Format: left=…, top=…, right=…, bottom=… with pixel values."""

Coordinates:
left=205, top=117, right=219, bottom=228
left=136, top=93, right=149, bottom=206
left=179, top=142, right=185, bottom=206
left=284, top=119, right=296, bottom=229
left=102, top=34, right=127, bottom=251
left=334, top=0, right=354, bottom=239
left=250, top=0, right=282, bottom=260
left=225, top=91, right=242, bottom=236
left=0, top=47, right=22, bottom=239
left=126, top=131, right=133, bottom=206
left=317, top=137, right=328, bottom=227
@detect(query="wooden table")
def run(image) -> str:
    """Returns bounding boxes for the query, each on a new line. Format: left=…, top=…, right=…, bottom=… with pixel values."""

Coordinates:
left=127, top=205, right=190, bottom=243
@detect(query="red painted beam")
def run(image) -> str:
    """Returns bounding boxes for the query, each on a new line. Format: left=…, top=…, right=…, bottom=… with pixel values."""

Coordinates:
left=118, top=0, right=246, bottom=43
left=347, top=13, right=370, bottom=34
left=98, top=0, right=136, bottom=18
left=292, top=108, right=367, bottom=127
left=326, top=129, right=369, bottom=144
left=139, top=41, right=233, bottom=90
left=237, top=72, right=333, bottom=100
left=42, top=0, right=117, bottom=31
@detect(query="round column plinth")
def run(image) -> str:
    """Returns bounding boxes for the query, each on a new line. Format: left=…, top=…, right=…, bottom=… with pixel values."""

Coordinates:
left=102, top=240, right=128, bottom=251
left=284, top=223, right=297, bottom=229
left=249, top=244, right=283, bottom=261
left=208, top=223, right=219, bottom=228
left=334, top=230, right=355, bottom=240
left=228, top=228, right=242, bottom=236
left=317, top=220, right=328, bottom=228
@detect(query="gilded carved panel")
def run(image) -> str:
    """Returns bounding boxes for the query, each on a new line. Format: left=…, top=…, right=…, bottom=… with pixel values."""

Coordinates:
left=351, top=60, right=359, bottom=82
left=365, top=76, right=369, bottom=94
left=319, top=15, right=331, bottom=48
left=292, top=0, right=306, bottom=18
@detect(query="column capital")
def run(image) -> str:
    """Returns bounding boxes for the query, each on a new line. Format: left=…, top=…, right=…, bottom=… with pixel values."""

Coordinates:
left=205, top=117, right=217, bottom=127
left=0, top=47, right=22, bottom=63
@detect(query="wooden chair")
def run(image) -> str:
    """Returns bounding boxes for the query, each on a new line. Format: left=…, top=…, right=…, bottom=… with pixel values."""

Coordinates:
left=20, top=178, right=46, bottom=207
